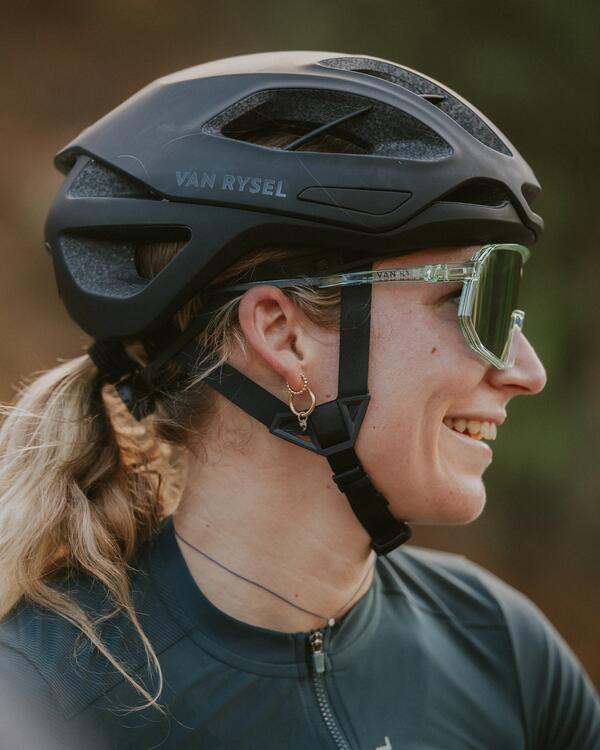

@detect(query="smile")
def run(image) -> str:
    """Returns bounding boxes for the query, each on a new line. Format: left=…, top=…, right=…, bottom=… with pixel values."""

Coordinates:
left=441, top=421, right=493, bottom=457
left=442, top=417, right=497, bottom=441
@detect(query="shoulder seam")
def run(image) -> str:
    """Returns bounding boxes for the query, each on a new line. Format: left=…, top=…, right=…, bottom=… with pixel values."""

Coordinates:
left=381, top=548, right=509, bottom=625
left=466, top=568, right=531, bottom=742
left=64, top=560, right=196, bottom=720
left=65, top=626, right=196, bottom=720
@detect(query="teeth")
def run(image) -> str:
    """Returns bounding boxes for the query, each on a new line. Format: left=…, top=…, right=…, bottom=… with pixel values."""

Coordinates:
left=467, top=420, right=481, bottom=436
left=443, top=417, right=498, bottom=441
left=480, top=422, right=498, bottom=440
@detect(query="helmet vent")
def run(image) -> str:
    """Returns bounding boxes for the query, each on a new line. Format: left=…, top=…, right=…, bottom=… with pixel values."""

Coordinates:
left=68, top=159, right=160, bottom=199
left=319, top=56, right=512, bottom=157
left=439, top=179, right=511, bottom=207
left=346, top=67, right=447, bottom=107
left=219, top=98, right=371, bottom=154
left=205, top=88, right=452, bottom=161
left=59, top=227, right=190, bottom=299
left=61, top=235, right=147, bottom=299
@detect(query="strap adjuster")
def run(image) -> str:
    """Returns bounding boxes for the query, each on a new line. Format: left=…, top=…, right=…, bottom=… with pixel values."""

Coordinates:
left=371, top=524, right=412, bottom=555
left=332, top=465, right=368, bottom=493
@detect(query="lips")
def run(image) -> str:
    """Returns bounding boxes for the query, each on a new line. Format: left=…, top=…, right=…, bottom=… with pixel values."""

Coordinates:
left=441, top=421, right=493, bottom=456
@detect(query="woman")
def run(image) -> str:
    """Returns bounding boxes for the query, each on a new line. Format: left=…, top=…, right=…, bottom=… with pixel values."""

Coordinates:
left=1, top=51, right=599, bottom=749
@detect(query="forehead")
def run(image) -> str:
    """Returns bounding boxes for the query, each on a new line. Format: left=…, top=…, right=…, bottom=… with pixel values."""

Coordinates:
left=373, top=244, right=481, bottom=268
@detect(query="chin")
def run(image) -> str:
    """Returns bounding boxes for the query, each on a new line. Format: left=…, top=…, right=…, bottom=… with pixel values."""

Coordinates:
left=392, top=479, right=487, bottom=526
left=438, top=481, right=488, bottom=525
left=439, top=502, right=486, bottom=526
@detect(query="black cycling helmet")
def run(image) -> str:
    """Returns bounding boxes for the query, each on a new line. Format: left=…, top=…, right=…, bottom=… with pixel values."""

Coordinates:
left=44, top=50, right=543, bottom=556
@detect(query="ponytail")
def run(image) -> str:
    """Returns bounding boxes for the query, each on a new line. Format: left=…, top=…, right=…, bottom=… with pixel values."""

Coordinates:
left=0, top=355, right=169, bottom=715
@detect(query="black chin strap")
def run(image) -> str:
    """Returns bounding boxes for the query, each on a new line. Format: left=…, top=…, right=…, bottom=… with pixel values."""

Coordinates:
left=179, top=277, right=411, bottom=555
left=88, top=276, right=412, bottom=556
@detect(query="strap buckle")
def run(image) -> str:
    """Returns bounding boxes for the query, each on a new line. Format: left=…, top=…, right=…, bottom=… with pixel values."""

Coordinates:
left=371, top=524, right=412, bottom=555
left=332, top=463, right=412, bottom=556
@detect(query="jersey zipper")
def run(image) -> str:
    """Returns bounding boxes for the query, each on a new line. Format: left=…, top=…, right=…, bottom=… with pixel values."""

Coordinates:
left=307, top=630, right=352, bottom=750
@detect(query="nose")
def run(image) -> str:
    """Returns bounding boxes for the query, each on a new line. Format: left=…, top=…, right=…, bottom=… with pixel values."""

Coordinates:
left=486, top=331, right=547, bottom=395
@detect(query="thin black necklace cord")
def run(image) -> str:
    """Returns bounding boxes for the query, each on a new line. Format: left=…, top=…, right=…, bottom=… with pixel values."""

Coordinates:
left=173, top=524, right=376, bottom=628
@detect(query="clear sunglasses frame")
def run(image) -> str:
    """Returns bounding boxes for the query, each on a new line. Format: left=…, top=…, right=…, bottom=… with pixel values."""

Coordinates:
left=216, top=243, right=531, bottom=371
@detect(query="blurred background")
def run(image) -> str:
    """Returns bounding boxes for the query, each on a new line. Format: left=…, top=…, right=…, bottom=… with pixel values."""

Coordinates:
left=1, top=0, right=598, bottom=687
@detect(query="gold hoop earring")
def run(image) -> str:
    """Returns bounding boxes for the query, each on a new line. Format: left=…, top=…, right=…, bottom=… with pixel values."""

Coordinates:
left=286, top=374, right=316, bottom=431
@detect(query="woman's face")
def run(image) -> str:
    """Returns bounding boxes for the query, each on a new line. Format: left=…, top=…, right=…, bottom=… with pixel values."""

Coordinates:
left=357, top=244, right=547, bottom=525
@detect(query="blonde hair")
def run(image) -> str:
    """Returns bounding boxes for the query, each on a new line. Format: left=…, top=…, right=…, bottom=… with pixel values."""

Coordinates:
left=0, top=128, right=349, bottom=716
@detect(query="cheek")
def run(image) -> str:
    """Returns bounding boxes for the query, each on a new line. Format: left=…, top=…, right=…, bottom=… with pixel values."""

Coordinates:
left=358, top=303, right=482, bottom=459
left=367, top=304, right=460, bottom=404
left=359, top=309, right=438, bottom=449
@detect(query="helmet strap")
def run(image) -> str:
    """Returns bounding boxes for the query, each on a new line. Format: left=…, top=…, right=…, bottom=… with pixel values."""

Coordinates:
left=90, top=269, right=412, bottom=555
left=173, top=270, right=412, bottom=556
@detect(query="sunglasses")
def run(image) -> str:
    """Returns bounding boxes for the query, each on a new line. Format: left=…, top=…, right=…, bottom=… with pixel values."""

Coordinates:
left=215, top=243, right=531, bottom=370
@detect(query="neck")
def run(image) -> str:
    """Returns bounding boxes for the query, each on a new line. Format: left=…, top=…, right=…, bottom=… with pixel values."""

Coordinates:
left=172, top=407, right=375, bottom=633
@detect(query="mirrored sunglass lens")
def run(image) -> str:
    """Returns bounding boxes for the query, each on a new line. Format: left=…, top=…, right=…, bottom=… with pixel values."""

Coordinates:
left=471, top=248, right=523, bottom=359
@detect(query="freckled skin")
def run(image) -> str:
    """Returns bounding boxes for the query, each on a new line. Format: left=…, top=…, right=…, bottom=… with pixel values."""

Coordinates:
left=354, top=246, right=547, bottom=526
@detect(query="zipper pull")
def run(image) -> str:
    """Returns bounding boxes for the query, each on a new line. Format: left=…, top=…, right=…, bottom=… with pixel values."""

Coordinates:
left=308, top=630, right=326, bottom=674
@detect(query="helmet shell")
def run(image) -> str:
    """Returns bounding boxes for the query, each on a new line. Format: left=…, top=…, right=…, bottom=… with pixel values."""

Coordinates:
left=45, top=50, right=542, bottom=340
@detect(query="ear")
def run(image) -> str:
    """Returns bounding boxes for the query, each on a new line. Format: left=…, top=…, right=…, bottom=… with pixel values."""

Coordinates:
left=236, top=286, right=316, bottom=392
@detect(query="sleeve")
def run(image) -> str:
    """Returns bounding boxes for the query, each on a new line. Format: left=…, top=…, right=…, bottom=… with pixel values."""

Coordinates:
left=0, top=642, right=107, bottom=750
left=0, top=642, right=72, bottom=750
left=489, top=577, right=600, bottom=750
